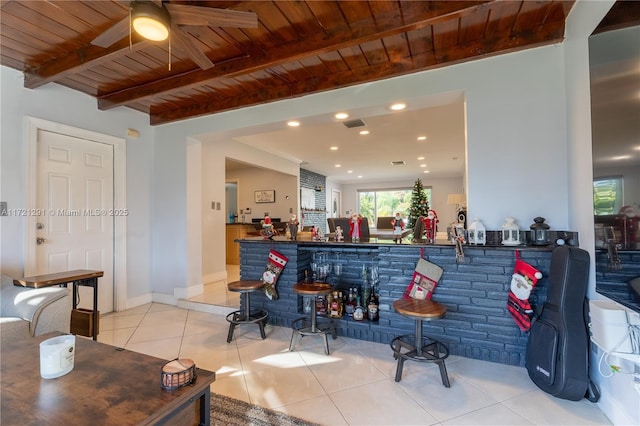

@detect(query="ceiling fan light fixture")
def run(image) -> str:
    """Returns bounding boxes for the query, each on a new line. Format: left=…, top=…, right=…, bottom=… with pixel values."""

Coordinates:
left=131, top=2, right=170, bottom=41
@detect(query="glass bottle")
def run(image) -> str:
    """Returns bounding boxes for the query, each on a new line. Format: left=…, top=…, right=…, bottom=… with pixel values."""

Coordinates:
left=330, top=291, right=342, bottom=318
left=345, top=288, right=356, bottom=317
left=316, top=295, right=327, bottom=315
left=353, top=296, right=365, bottom=321
left=366, top=285, right=379, bottom=321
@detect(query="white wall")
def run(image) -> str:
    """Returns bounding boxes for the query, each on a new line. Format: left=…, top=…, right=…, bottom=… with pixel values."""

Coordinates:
left=199, top=137, right=300, bottom=281
left=0, top=0, right=613, bottom=321
left=0, top=66, right=154, bottom=306
left=155, top=41, right=585, bottom=299
left=225, top=168, right=297, bottom=222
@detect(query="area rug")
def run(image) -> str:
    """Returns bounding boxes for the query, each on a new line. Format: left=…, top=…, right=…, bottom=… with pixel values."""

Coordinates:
left=211, top=393, right=321, bottom=426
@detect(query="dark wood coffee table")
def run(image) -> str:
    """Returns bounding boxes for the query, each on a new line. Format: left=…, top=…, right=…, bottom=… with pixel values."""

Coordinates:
left=0, top=332, right=215, bottom=425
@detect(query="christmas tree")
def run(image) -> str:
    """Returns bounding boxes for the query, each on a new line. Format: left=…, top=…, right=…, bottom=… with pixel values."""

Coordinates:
left=408, top=179, right=430, bottom=230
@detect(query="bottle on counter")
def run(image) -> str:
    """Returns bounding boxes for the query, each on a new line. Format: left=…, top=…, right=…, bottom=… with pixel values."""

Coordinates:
left=353, top=296, right=365, bottom=321
left=316, top=295, right=327, bottom=315
left=366, top=285, right=379, bottom=321
left=329, top=291, right=343, bottom=318
left=345, top=288, right=356, bottom=317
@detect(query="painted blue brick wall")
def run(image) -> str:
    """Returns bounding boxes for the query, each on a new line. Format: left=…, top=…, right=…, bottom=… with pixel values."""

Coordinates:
left=240, top=240, right=553, bottom=367
left=300, top=169, right=327, bottom=234
left=595, top=250, right=640, bottom=312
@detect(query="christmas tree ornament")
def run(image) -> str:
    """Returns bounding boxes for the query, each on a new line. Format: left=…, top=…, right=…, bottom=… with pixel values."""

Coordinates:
left=407, top=179, right=430, bottom=231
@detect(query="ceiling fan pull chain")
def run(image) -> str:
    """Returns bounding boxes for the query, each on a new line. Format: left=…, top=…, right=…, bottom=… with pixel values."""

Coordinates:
left=129, top=7, right=132, bottom=51
left=168, top=35, right=171, bottom=71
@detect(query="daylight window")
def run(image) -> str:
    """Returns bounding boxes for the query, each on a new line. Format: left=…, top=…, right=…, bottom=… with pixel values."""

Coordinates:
left=593, top=176, right=623, bottom=215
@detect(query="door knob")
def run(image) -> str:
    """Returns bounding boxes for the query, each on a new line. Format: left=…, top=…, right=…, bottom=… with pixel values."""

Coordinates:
left=36, top=237, right=46, bottom=245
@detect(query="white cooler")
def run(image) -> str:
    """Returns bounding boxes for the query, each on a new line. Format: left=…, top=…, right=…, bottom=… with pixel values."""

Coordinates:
left=588, top=300, right=636, bottom=353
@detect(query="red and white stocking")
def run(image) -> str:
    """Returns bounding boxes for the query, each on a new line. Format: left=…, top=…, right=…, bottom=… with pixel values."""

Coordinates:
left=507, top=251, right=542, bottom=331
left=262, top=249, right=288, bottom=300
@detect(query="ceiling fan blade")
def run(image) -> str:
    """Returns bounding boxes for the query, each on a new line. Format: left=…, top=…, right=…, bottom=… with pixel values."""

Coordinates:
left=165, top=4, right=258, bottom=28
left=91, top=16, right=130, bottom=48
left=171, top=24, right=215, bottom=70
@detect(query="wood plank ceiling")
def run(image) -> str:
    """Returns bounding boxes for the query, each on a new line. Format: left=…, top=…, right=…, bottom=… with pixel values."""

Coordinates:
left=0, top=1, right=581, bottom=125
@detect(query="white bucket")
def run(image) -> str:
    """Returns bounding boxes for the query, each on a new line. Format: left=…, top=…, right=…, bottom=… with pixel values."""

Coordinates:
left=589, top=300, right=633, bottom=353
left=40, top=334, right=76, bottom=379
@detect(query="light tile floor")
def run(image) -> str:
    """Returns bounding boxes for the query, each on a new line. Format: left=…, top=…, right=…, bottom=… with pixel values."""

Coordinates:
left=96, top=268, right=613, bottom=426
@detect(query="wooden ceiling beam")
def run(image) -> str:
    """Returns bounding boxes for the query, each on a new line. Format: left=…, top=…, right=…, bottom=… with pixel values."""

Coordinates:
left=98, top=1, right=494, bottom=110
left=150, top=24, right=565, bottom=125
left=24, top=35, right=150, bottom=89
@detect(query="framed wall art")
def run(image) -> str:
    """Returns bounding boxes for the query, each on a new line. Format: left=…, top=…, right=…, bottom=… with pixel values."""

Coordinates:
left=254, top=190, right=275, bottom=203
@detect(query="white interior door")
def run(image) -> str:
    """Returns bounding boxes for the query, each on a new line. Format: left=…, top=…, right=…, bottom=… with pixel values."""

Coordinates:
left=35, top=129, right=114, bottom=313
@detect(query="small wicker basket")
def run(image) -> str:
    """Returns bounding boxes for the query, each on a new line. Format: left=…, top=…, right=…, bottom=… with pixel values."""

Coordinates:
left=160, top=358, right=197, bottom=390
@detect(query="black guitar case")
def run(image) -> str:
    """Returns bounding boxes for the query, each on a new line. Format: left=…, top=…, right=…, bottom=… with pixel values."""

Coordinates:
left=525, top=245, right=599, bottom=402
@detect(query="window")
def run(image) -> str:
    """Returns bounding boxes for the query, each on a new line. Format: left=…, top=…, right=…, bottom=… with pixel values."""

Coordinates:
left=358, top=187, right=431, bottom=225
left=593, top=176, right=623, bottom=215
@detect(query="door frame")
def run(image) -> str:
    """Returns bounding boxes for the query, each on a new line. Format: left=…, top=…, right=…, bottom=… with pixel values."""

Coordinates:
left=24, top=116, right=127, bottom=312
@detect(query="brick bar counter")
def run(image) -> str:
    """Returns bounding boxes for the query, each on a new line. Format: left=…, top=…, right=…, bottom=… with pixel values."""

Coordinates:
left=238, top=237, right=557, bottom=367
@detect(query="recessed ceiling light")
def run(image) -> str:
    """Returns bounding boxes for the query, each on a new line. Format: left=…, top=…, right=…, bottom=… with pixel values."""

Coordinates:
left=330, top=146, right=338, bottom=151
left=420, top=164, right=427, bottom=168
left=390, top=102, right=406, bottom=111
left=417, top=156, right=425, bottom=160
left=423, top=170, right=430, bottom=174
left=359, top=130, right=370, bottom=135
left=417, top=136, right=427, bottom=141
left=335, top=112, right=349, bottom=119
left=287, top=120, right=300, bottom=127
left=347, top=170, right=353, bottom=173
left=335, top=164, right=341, bottom=168
left=357, top=175, right=363, bottom=179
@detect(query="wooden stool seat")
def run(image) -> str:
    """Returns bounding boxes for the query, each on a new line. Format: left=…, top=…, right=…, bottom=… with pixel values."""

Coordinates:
left=289, top=282, right=336, bottom=355
left=393, top=298, right=447, bottom=319
left=225, top=280, right=268, bottom=343
left=390, top=298, right=450, bottom=387
left=227, top=280, right=264, bottom=293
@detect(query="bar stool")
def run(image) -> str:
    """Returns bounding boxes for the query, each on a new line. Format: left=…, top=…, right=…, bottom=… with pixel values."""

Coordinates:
left=289, top=282, right=337, bottom=355
left=390, top=298, right=450, bottom=387
left=226, top=280, right=268, bottom=343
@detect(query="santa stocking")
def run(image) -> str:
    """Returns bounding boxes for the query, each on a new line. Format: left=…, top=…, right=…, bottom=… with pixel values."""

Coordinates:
left=507, top=251, right=542, bottom=331
left=262, top=249, right=288, bottom=300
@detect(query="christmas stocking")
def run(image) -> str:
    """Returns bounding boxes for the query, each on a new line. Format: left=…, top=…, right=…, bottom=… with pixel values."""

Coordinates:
left=403, top=258, right=444, bottom=300
left=507, top=251, right=542, bottom=331
left=262, top=249, right=288, bottom=300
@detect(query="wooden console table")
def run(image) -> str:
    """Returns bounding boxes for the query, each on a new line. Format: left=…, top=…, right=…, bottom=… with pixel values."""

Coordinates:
left=13, top=270, right=103, bottom=340
left=0, top=332, right=216, bottom=425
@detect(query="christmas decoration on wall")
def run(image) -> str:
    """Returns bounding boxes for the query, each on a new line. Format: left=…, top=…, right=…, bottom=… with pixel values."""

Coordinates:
left=262, top=249, right=289, bottom=300
left=408, top=179, right=430, bottom=230
left=506, top=251, right=543, bottom=331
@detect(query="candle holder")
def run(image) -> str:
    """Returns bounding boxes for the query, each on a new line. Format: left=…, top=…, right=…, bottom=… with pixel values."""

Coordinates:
left=468, top=218, right=486, bottom=245
left=501, top=217, right=521, bottom=246
left=529, top=217, right=550, bottom=246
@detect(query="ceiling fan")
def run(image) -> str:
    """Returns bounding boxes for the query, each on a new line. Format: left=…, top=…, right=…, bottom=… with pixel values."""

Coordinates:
left=91, top=0, right=258, bottom=70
